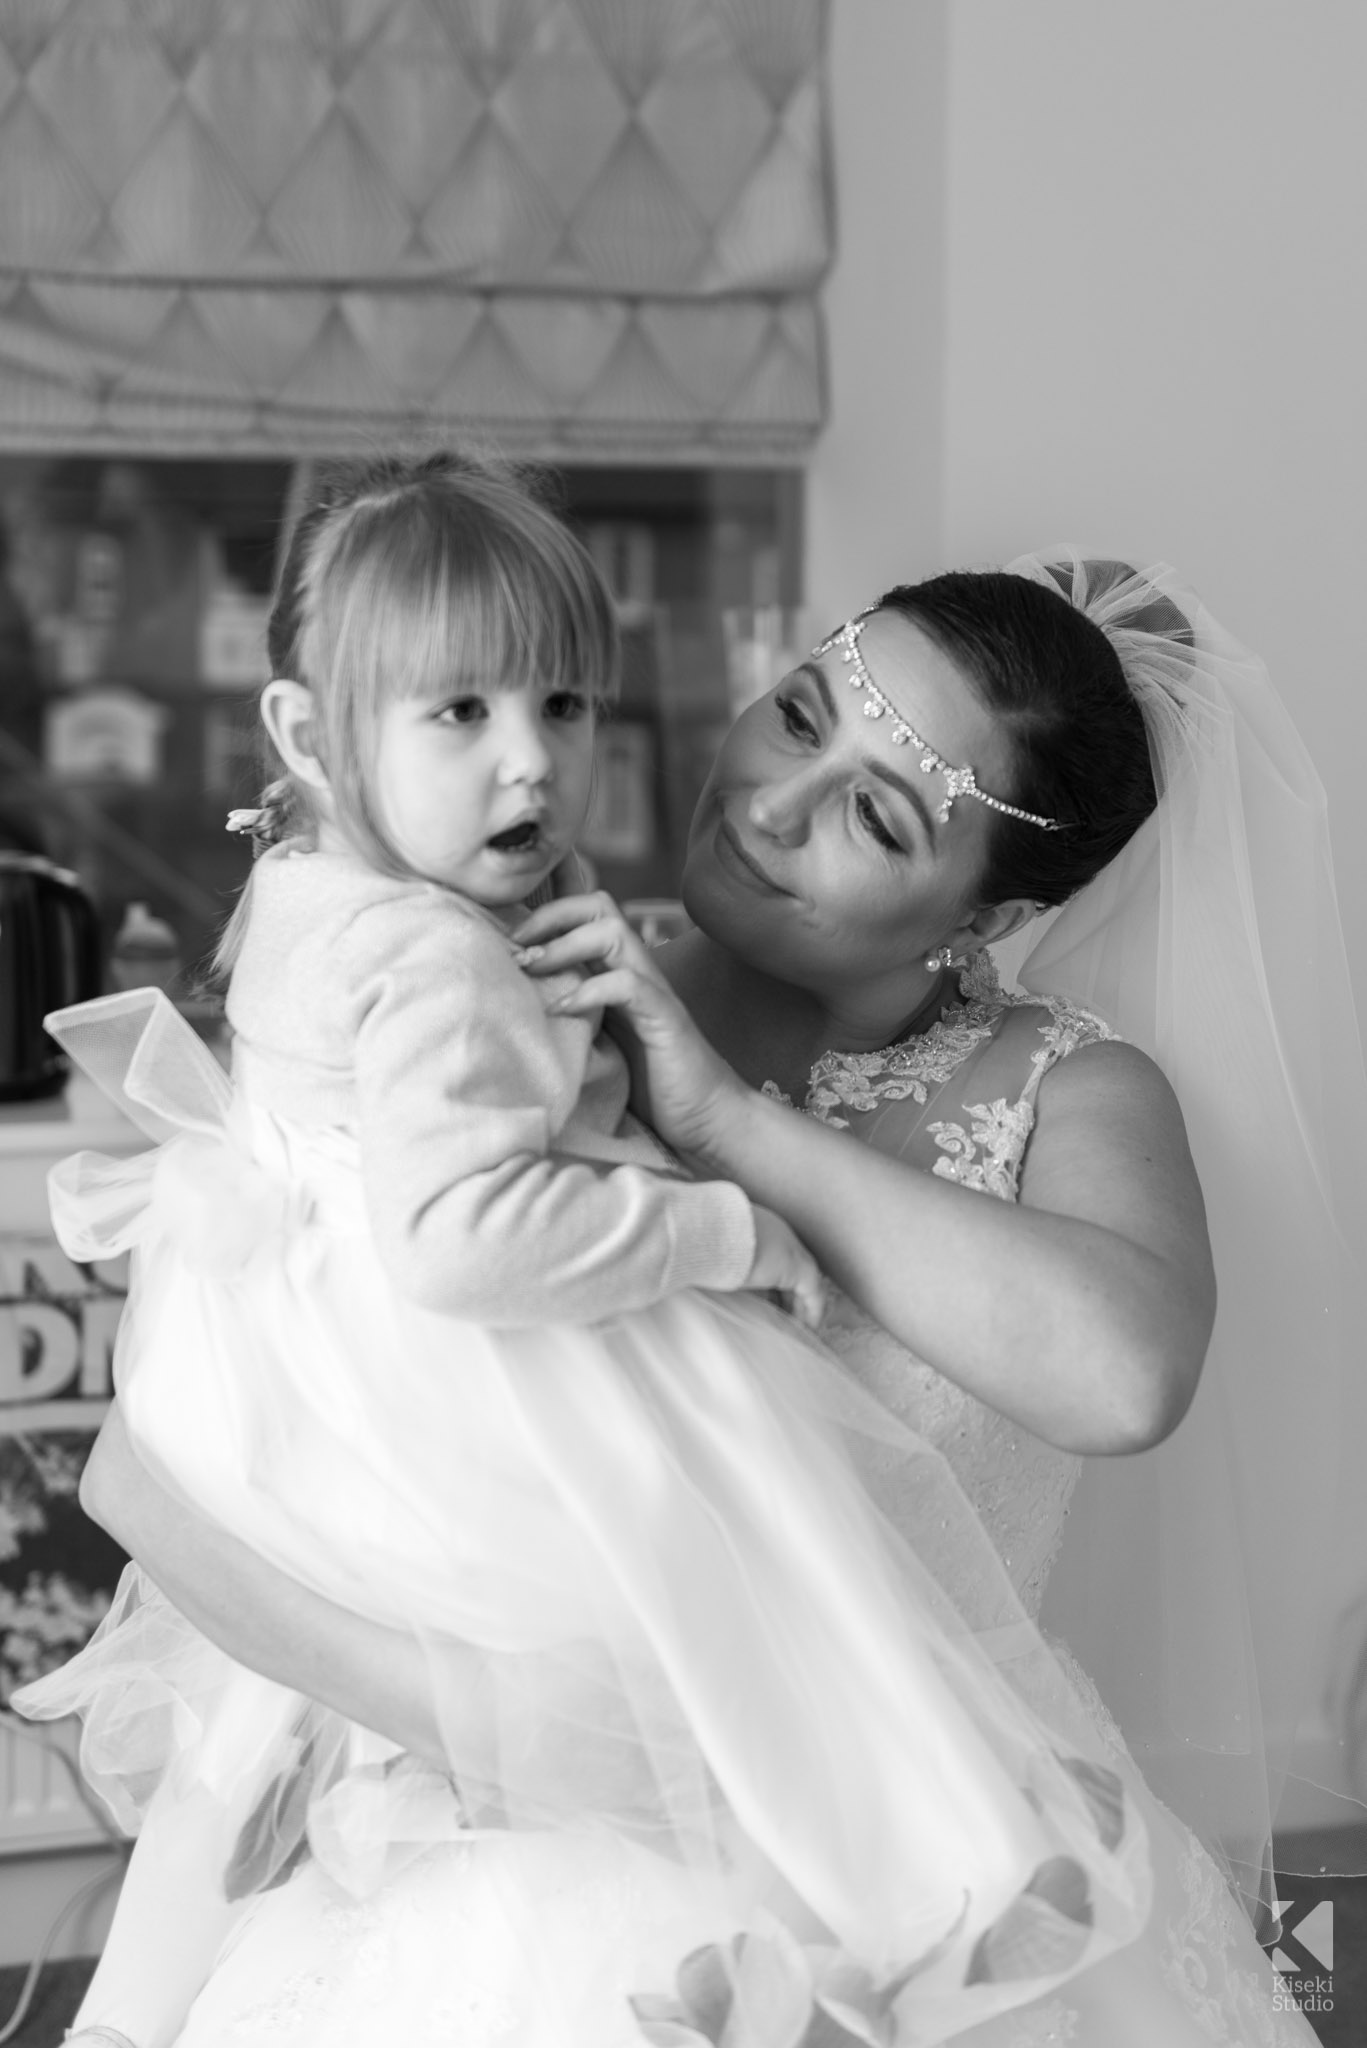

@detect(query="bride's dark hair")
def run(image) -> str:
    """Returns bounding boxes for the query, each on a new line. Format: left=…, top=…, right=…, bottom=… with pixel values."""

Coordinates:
left=878, top=566, right=1188, bottom=908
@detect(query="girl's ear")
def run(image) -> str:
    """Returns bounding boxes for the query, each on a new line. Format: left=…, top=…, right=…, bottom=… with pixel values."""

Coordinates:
left=260, top=680, right=329, bottom=794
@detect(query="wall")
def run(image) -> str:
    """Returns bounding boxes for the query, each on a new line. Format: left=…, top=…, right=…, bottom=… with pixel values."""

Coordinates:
left=805, top=2, right=949, bottom=625
left=942, top=0, right=1367, bottom=1012
left=813, top=0, right=1366, bottom=1001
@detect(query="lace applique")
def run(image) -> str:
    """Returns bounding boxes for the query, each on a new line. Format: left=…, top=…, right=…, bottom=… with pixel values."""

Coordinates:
left=225, top=1882, right=399, bottom=2038
left=1041, top=1636, right=1131, bottom=1768
left=223, top=1851, right=519, bottom=2046
left=922, top=958, right=1116, bottom=1200
left=791, top=949, right=1004, bottom=1129
left=230, top=1968, right=331, bottom=2039
left=803, top=1011, right=999, bottom=1128
left=1002, top=1999, right=1081, bottom=2044
left=763, top=954, right=1115, bottom=1188
left=929, top=1096, right=1035, bottom=1200
left=1160, top=1835, right=1304, bottom=2046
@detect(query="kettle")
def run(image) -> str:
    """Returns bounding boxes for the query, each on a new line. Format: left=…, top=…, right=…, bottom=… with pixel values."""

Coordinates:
left=0, top=853, right=102, bottom=1101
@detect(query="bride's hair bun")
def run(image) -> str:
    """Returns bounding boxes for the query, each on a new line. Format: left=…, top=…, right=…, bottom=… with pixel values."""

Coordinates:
left=1040, top=556, right=1196, bottom=659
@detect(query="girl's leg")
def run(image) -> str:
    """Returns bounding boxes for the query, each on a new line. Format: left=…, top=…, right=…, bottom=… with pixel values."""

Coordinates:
left=70, top=1784, right=246, bottom=2048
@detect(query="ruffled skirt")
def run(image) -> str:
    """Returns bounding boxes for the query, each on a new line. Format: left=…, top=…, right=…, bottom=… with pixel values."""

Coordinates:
left=17, top=992, right=1155, bottom=2047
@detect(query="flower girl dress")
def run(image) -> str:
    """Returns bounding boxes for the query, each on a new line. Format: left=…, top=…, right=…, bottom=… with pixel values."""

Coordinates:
left=18, top=847, right=1150, bottom=2048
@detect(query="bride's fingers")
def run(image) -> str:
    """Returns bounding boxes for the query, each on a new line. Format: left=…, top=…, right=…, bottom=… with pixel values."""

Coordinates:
left=513, top=922, right=636, bottom=977
left=547, top=965, right=673, bottom=1028
left=514, top=898, right=663, bottom=982
left=511, top=892, right=625, bottom=946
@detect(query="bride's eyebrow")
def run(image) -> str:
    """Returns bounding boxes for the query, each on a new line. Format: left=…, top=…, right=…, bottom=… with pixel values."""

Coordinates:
left=869, top=759, right=937, bottom=841
left=798, top=660, right=938, bottom=840
left=791, top=660, right=832, bottom=707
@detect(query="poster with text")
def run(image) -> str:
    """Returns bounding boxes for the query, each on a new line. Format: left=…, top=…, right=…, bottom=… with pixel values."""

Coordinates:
left=0, top=1232, right=127, bottom=1702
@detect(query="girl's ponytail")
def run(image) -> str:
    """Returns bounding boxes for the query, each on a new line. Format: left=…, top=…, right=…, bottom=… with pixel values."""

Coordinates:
left=226, top=775, right=303, bottom=859
left=211, top=491, right=337, bottom=984
left=214, top=778, right=308, bottom=979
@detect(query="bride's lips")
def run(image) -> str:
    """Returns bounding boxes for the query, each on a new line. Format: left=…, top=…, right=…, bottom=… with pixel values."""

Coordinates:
left=714, top=817, right=791, bottom=896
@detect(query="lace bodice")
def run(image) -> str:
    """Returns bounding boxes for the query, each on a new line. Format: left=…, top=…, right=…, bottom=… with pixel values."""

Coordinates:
left=767, top=951, right=1117, bottom=1618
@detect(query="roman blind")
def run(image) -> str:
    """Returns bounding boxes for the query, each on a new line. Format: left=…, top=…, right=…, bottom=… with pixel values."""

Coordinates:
left=0, top=0, right=830, bottom=461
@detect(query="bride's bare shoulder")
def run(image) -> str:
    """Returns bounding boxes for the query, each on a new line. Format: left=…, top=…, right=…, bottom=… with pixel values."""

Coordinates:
left=1033, top=1032, right=1177, bottom=1122
left=1026, top=1037, right=1214, bottom=1321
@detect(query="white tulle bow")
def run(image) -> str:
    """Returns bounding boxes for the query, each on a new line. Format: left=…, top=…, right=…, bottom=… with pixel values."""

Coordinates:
left=45, top=990, right=305, bottom=1280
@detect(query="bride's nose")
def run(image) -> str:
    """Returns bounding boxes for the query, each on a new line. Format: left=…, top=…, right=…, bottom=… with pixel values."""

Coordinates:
left=747, top=765, right=818, bottom=844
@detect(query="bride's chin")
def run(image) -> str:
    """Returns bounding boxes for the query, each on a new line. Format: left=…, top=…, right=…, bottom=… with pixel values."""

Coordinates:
left=680, top=847, right=764, bottom=944
left=680, top=859, right=810, bottom=986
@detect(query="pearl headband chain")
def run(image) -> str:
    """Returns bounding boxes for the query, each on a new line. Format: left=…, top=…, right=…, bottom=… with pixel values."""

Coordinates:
left=812, top=610, right=1064, bottom=831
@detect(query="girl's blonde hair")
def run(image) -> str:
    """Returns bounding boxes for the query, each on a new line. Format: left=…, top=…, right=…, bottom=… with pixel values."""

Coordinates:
left=215, top=452, right=619, bottom=973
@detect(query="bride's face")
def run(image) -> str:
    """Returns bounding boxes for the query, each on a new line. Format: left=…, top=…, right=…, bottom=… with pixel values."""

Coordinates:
left=682, top=610, right=1016, bottom=994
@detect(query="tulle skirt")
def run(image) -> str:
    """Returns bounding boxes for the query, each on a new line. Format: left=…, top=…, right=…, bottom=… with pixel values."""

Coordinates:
left=161, top=1756, right=1316, bottom=2048
left=17, top=993, right=1153, bottom=2046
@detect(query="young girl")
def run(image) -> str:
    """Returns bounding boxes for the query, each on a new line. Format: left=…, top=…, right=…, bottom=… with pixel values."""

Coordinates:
left=19, top=456, right=1146, bottom=2048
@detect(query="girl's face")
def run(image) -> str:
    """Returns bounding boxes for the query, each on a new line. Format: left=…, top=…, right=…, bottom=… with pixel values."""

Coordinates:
left=371, top=671, right=596, bottom=907
left=682, top=609, right=1017, bottom=993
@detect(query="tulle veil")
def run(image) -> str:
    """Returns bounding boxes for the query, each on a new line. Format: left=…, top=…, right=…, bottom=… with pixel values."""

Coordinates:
left=999, top=548, right=1367, bottom=1926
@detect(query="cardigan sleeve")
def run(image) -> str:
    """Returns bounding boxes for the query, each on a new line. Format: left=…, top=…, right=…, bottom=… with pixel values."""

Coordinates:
left=341, top=892, right=756, bottom=1325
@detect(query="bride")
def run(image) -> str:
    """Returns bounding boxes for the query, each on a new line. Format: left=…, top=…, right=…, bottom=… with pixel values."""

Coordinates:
left=72, top=550, right=1361, bottom=2045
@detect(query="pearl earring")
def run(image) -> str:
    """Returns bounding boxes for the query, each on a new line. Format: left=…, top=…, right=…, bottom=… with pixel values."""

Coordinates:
left=924, top=944, right=954, bottom=973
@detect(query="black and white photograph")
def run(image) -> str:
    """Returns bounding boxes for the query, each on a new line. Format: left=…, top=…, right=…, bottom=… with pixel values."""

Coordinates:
left=1, top=6, right=1364, bottom=2045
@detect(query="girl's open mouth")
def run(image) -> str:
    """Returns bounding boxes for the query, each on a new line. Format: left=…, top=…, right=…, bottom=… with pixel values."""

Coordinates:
left=487, top=820, right=545, bottom=854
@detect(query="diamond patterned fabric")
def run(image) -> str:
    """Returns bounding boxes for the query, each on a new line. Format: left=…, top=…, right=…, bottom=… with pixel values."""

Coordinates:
left=0, top=0, right=829, bottom=458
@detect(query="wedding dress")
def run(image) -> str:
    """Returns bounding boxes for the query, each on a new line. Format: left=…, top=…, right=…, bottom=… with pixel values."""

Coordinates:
left=814, top=955, right=1319, bottom=2047
left=160, top=955, right=1316, bottom=2048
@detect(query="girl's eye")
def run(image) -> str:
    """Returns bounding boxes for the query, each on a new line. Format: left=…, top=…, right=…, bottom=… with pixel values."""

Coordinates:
left=775, top=693, right=816, bottom=742
left=544, top=690, right=590, bottom=722
left=856, top=792, right=903, bottom=853
left=436, top=696, right=487, bottom=725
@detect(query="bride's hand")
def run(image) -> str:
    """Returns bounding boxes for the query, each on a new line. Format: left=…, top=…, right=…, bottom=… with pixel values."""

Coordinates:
left=511, top=894, right=745, bottom=1165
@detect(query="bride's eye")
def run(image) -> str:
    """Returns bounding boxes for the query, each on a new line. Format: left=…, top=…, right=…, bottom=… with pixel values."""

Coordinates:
left=856, top=792, right=902, bottom=852
left=775, top=693, right=816, bottom=742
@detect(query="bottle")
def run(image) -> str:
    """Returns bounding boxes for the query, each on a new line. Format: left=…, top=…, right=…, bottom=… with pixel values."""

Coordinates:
left=108, top=901, right=181, bottom=995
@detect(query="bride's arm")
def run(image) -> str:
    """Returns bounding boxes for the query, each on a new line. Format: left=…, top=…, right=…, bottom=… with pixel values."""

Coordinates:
left=709, top=1036, right=1215, bottom=1456
left=84, top=1413, right=666, bottom=1805
left=671, top=1042, right=1211, bottom=1456
left=80, top=1406, right=446, bottom=1763
left=514, top=901, right=1215, bottom=1457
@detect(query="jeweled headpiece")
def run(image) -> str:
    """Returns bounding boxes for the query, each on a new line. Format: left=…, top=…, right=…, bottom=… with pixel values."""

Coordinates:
left=812, top=609, right=1063, bottom=830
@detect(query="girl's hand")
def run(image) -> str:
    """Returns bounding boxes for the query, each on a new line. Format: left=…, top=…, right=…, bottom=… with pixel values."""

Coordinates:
left=746, top=1205, right=826, bottom=1329
left=511, top=894, right=746, bottom=1165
